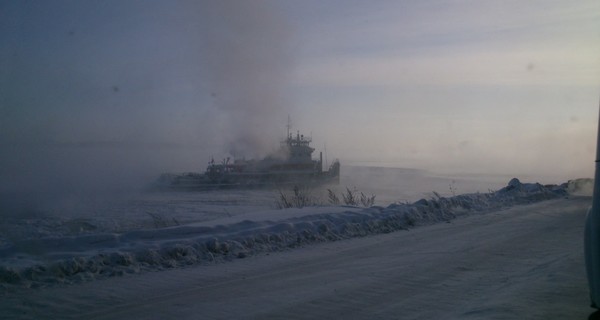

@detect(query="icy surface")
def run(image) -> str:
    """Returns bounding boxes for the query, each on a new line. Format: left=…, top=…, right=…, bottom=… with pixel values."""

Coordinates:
left=0, top=178, right=569, bottom=288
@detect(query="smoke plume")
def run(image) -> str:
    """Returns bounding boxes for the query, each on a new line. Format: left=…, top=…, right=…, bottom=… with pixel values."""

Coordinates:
left=201, top=1, right=292, bottom=159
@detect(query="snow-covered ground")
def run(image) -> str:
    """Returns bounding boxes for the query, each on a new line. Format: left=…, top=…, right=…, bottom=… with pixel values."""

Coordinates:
left=0, top=175, right=569, bottom=287
left=0, top=167, right=594, bottom=319
left=0, top=167, right=509, bottom=280
left=0, top=193, right=592, bottom=319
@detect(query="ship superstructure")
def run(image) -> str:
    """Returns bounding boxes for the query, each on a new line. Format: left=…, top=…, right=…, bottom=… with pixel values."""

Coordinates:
left=157, top=129, right=340, bottom=190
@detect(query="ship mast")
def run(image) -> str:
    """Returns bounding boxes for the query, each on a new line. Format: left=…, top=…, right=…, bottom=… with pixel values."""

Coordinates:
left=286, top=115, right=292, bottom=139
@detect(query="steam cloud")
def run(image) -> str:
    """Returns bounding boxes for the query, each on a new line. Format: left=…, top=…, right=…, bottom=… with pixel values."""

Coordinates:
left=202, top=2, right=292, bottom=159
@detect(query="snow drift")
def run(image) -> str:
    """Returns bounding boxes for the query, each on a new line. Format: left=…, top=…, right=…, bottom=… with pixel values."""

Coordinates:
left=0, top=178, right=570, bottom=288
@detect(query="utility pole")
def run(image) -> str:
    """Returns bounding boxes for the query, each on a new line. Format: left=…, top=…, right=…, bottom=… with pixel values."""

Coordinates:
left=586, top=99, right=600, bottom=308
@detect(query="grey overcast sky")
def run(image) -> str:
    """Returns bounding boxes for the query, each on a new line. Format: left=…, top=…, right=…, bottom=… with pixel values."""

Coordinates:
left=1, top=0, right=599, bottom=192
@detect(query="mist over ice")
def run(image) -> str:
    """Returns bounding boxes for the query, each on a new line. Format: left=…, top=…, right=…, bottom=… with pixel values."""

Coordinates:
left=0, top=1, right=293, bottom=215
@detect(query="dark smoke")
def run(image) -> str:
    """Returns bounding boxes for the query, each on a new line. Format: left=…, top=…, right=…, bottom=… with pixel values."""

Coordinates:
left=201, top=1, right=292, bottom=159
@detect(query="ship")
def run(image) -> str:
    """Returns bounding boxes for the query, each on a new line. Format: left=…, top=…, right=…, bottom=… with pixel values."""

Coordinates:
left=156, top=130, right=340, bottom=190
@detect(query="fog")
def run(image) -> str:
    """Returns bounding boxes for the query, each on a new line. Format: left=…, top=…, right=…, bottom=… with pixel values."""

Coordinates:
left=1, top=0, right=599, bottom=215
left=0, top=1, right=292, bottom=200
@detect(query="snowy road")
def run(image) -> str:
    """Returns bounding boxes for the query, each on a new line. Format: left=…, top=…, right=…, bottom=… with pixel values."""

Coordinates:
left=2, top=197, right=594, bottom=319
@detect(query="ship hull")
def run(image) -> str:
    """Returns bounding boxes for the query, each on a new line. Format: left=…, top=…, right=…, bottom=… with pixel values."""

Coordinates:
left=156, top=170, right=340, bottom=191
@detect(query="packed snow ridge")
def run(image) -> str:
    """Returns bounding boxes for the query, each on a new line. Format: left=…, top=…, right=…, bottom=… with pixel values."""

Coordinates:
left=0, top=178, right=572, bottom=288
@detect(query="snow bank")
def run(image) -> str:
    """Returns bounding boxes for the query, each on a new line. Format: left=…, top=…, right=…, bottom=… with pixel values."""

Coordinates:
left=0, top=178, right=569, bottom=288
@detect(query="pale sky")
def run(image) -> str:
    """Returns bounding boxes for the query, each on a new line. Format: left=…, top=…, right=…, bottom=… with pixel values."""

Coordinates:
left=1, top=0, right=599, bottom=192
left=282, top=0, right=600, bottom=181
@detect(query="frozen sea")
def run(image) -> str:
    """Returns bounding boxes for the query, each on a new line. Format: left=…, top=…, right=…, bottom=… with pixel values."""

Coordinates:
left=0, top=165, right=578, bottom=289
left=1, top=166, right=514, bottom=239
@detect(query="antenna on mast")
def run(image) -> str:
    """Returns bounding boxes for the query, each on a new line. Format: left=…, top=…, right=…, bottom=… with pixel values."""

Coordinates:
left=286, top=115, right=292, bottom=138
